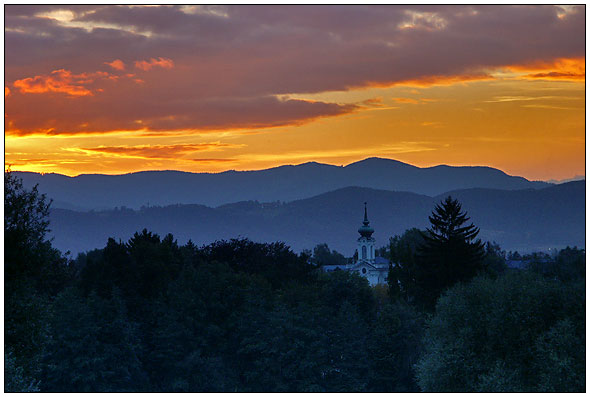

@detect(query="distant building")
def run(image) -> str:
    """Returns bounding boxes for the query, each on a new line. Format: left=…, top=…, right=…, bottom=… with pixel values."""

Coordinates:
left=321, top=203, right=390, bottom=286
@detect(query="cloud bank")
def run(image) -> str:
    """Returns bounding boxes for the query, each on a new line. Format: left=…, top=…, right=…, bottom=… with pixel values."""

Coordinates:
left=5, top=5, right=585, bottom=136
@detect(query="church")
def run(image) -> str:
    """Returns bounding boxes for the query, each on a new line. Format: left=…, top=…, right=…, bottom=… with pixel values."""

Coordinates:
left=322, top=203, right=390, bottom=286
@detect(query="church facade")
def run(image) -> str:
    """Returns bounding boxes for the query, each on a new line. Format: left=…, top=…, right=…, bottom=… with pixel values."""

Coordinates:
left=322, top=203, right=390, bottom=286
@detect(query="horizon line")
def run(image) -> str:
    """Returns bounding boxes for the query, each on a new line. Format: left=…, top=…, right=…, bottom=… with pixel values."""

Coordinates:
left=6, top=156, right=585, bottom=183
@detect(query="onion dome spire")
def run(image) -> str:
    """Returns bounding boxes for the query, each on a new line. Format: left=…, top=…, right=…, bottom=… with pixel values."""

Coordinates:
left=358, top=202, right=374, bottom=238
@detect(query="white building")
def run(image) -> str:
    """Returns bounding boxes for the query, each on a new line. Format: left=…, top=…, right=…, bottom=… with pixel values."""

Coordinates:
left=322, top=203, right=390, bottom=286
left=349, top=203, right=389, bottom=286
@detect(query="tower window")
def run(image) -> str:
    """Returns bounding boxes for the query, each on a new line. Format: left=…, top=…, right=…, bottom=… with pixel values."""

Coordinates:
left=362, top=246, right=367, bottom=259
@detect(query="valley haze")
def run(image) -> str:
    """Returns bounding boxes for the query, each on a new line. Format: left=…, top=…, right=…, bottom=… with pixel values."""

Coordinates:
left=15, top=158, right=583, bottom=256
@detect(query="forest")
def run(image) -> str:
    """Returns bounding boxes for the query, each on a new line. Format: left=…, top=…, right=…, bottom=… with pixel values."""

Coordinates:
left=5, top=171, right=585, bottom=392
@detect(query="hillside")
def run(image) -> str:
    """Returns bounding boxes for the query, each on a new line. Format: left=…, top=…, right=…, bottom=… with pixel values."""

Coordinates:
left=17, top=157, right=551, bottom=210
left=48, top=181, right=584, bottom=255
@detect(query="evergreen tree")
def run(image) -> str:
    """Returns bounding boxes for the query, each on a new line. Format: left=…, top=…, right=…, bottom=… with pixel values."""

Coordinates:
left=415, top=196, right=485, bottom=310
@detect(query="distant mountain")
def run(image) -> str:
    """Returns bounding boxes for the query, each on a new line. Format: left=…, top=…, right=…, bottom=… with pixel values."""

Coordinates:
left=547, top=175, right=585, bottom=184
left=48, top=181, right=584, bottom=256
left=16, top=157, right=551, bottom=210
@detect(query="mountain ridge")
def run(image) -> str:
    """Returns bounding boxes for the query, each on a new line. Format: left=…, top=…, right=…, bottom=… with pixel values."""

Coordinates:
left=47, top=181, right=584, bottom=256
left=15, top=157, right=552, bottom=210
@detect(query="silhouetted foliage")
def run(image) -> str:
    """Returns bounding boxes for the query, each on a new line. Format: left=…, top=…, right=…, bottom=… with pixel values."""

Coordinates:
left=416, top=272, right=585, bottom=392
left=4, top=171, right=584, bottom=392
left=5, top=171, right=72, bottom=296
left=524, top=251, right=553, bottom=274
left=482, top=241, right=507, bottom=277
left=40, top=288, right=148, bottom=392
left=367, top=301, right=424, bottom=392
left=414, top=196, right=486, bottom=310
left=386, top=228, right=425, bottom=302
left=201, top=238, right=317, bottom=288
left=553, top=246, right=585, bottom=281
left=312, top=243, right=347, bottom=266
left=5, top=172, right=72, bottom=389
left=527, top=246, right=586, bottom=282
left=5, top=349, right=40, bottom=392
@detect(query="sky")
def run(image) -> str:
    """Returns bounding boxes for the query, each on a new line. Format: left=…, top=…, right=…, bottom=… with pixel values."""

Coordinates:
left=4, top=5, right=585, bottom=181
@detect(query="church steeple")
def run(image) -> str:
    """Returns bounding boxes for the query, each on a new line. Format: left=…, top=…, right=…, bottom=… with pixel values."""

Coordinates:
left=358, top=202, right=374, bottom=238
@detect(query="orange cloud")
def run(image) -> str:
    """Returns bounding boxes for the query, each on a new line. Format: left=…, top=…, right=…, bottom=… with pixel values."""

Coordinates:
left=13, top=69, right=96, bottom=96
left=135, top=57, right=174, bottom=71
left=10, top=67, right=143, bottom=101
left=393, top=97, right=439, bottom=105
left=188, top=158, right=236, bottom=163
left=527, top=71, right=583, bottom=80
left=393, top=97, right=419, bottom=104
left=506, top=57, right=585, bottom=81
left=367, top=73, right=494, bottom=89
left=421, top=121, right=443, bottom=127
left=360, top=97, right=384, bottom=107
left=396, top=73, right=494, bottom=87
left=76, top=142, right=243, bottom=159
left=104, top=59, right=125, bottom=71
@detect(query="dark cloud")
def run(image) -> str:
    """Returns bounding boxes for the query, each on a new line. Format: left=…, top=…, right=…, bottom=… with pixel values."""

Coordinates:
left=6, top=81, right=357, bottom=135
left=5, top=5, right=585, bottom=136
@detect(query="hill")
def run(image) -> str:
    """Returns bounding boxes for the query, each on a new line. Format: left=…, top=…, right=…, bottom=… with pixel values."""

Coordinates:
left=16, top=157, right=551, bottom=210
left=47, top=181, right=584, bottom=255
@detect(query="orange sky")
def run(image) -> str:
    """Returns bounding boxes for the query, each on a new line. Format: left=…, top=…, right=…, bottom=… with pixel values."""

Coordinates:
left=4, top=5, right=586, bottom=181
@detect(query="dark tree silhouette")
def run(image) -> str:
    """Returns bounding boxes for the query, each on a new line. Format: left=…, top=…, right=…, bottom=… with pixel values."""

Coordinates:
left=5, top=170, right=56, bottom=288
left=414, top=196, right=485, bottom=310
left=5, top=171, right=72, bottom=391
left=386, top=228, right=425, bottom=302
left=416, top=272, right=585, bottom=392
left=312, top=243, right=347, bottom=266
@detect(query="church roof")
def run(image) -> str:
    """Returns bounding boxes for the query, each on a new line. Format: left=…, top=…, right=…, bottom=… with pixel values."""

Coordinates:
left=321, top=264, right=352, bottom=272
left=374, top=256, right=389, bottom=265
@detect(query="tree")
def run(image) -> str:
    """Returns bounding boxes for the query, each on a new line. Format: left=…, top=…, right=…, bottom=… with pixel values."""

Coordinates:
left=414, top=196, right=485, bottom=310
left=386, top=228, right=425, bottom=303
left=40, top=288, right=149, bottom=392
left=416, top=272, right=585, bottom=392
left=5, top=171, right=71, bottom=295
left=538, top=246, right=585, bottom=282
left=5, top=171, right=51, bottom=261
left=201, top=238, right=316, bottom=288
left=312, top=243, right=347, bottom=266
left=482, top=241, right=507, bottom=277
left=5, top=171, right=71, bottom=387
left=5, top=348, right=40, bottom=392
left=367, top=302, right=424, bottom=392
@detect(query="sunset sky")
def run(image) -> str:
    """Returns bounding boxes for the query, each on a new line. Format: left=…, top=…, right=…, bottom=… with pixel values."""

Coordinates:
left=4, top=5, right=585, bottom=181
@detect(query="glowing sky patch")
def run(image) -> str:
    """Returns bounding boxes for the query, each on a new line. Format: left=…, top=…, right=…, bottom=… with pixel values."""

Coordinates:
left=4, top=5, right=585, bottom=181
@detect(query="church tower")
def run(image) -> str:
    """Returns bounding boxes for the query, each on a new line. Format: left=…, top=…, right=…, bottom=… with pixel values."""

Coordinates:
left=357, top=202, right=375, bottom=263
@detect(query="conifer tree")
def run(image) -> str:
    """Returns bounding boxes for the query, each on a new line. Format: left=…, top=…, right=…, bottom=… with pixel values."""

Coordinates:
left=414, top=196, right=485, bottom=310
